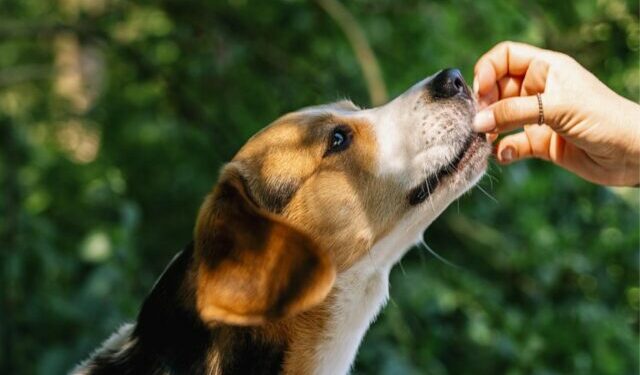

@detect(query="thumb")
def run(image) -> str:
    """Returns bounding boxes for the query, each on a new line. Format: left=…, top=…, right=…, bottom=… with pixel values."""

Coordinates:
left=472, top=95, right=542, bottom=134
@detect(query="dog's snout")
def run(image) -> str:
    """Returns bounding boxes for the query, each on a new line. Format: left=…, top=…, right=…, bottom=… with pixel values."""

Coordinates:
left=428, top=68, right=469, bottom=99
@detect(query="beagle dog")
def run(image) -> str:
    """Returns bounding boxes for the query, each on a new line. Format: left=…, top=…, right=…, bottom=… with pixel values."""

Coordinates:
left=73, top=68, right=490, bottom=375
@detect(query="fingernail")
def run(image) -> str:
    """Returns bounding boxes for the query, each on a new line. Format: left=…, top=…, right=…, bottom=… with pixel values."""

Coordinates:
left=472, top=109, right=495, bottom=132
left=500, top=146, right=515, bottom=163
left=473, top=76, right=479, bottom=94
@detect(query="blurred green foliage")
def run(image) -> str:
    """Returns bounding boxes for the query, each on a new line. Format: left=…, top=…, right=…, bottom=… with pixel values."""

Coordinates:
left=0, top=0, right=638, bottom=374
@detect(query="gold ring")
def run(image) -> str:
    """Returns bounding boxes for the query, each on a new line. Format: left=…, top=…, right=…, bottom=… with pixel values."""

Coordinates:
left=537, top=93, right=544, bottom=125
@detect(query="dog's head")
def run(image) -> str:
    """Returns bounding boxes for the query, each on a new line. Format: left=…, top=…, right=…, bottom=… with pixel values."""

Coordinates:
left=194, top=69, right=490, bottom=325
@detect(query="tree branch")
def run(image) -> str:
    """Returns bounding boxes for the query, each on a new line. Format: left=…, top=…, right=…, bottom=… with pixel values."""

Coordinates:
left=315, top=0, right=388, bottom=106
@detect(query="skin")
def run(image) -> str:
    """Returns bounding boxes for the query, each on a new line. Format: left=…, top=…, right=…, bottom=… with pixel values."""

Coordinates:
left=471, top=41, right=640, bottom=186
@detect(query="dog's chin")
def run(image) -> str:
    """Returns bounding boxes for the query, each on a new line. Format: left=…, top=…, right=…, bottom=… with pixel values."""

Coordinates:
left=446, top=133, right=491, bottom=192
left=408, top=132, right=490, bottom=206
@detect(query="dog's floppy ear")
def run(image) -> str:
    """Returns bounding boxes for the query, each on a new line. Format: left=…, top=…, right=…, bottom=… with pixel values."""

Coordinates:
left=193, top=166, right=335, bottom=326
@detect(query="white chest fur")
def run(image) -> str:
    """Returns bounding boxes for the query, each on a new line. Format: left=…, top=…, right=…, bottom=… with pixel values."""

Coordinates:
left=311, top=215, right=428, bottom=375
left=311, top=260, right=390, bottom=375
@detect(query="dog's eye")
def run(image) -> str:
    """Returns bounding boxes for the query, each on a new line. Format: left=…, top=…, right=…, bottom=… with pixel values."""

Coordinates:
left=332, top=131, right=346, bottom=148
left=325, top=125, right=352, bottom=156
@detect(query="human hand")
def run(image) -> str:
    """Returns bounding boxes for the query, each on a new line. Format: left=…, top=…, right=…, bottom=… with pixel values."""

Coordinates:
left=472, top=41, right=640, bottom=186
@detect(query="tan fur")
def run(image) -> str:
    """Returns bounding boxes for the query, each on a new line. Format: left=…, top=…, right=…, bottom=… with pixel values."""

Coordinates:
left=189, top=82, right=487, bottom=372
left=193, top=105, right=404, bottom=370
left=194, top=170, right=336, bottom=325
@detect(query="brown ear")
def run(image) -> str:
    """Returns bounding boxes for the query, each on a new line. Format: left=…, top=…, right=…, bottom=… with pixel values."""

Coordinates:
left=193, top=167, right=335, bottom=325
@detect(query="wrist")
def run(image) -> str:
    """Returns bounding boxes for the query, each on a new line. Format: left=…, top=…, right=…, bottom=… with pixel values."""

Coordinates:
left=621, top=100, right=640, bottom=186
left=619, top=97, right=640, bottom=159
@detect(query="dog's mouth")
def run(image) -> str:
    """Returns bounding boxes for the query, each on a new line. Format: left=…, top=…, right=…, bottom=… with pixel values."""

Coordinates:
left=408, top=133, right=486, bottom=206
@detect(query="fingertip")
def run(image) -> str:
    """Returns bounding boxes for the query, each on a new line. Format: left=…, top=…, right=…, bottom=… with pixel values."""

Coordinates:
left=495, top=132, right=536, bottom=164
left=489, top=95, right=541, bottom=134
left=472, top=109, right=496, bottom=133
left=498, top=146, right=516, bottom=164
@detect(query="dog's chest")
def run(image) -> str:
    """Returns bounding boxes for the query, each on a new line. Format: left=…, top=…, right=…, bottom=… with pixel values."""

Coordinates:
left=311, top=260, right=390, bottom=375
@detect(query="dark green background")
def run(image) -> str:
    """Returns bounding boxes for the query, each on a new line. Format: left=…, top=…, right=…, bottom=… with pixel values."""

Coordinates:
left=1, top=0, right=638, bottom=374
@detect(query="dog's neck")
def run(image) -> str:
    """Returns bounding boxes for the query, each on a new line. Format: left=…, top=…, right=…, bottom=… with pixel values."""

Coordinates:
left=290, top=258, right=390, bottom=374
left=290, top=217, right=422, bottom=374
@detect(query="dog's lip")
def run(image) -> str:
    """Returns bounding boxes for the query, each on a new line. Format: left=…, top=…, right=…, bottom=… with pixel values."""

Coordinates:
left=407, top=133, right=485, bottom=206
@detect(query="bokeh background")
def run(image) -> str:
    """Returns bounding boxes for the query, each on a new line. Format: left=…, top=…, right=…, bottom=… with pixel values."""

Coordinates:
left=1, top=0, right=639, bottom=374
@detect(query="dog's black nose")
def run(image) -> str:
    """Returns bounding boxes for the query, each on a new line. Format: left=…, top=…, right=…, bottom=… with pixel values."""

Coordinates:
left=428, top=68, right=469, bottom=99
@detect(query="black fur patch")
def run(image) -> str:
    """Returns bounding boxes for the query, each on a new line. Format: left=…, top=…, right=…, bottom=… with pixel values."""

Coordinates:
left=78, top=243, right=288, bottom=375
left=216, top=328, right=286, bottom=375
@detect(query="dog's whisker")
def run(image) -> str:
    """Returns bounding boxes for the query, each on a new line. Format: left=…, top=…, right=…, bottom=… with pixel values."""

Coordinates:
left=488, top=160, right=502, bottom=176
left=425, top=180, right=437, bottom=214
left=416, top=242, right=428, bottom=267
left=476, top=184, right=498, bottom=204
left=388, top=296, right=399, bottom=309
left=398, top=259, right=407, bottom=276
left=419, top=164, right=438, bottom=216
left=419, top=238, right=462, bottom=269
left=482, top=172, right=497, bottom=190
left=484, top=171, right=498, bottom=182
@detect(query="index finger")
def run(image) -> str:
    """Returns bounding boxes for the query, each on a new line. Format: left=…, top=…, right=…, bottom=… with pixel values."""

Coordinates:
left=474, top=42, right=545, bottom=96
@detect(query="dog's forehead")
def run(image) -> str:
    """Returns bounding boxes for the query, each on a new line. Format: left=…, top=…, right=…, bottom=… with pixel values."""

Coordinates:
left=233, top=100, right=361, bottom=170
left=228, top=99, right=383, bottom=220
left=231, top=116, right=320, bottom=194
left=235, top=112, right=323, bottom=160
